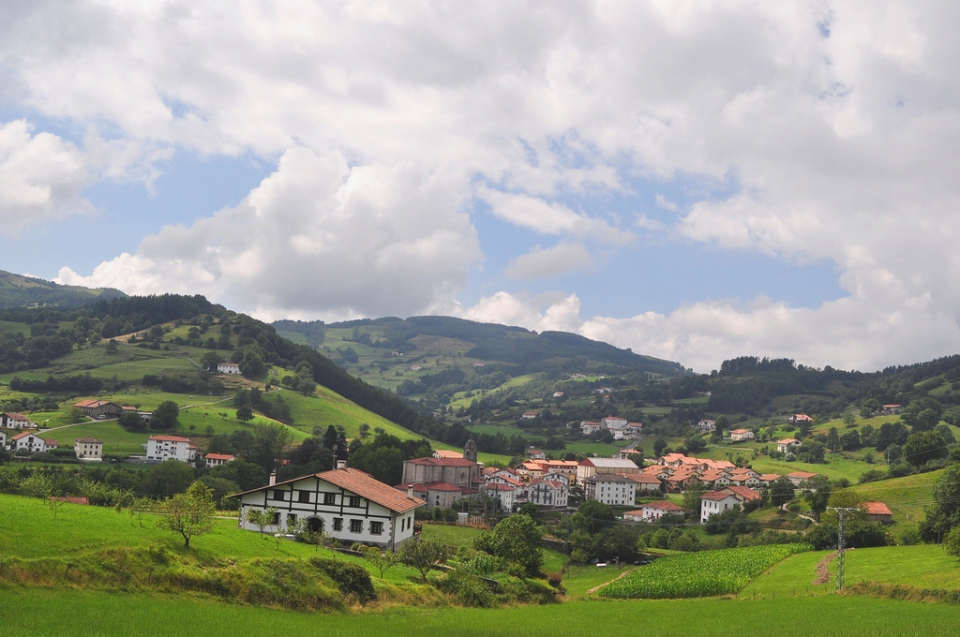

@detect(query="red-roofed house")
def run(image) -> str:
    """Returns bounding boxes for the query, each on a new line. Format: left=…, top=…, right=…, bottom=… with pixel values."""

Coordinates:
left=700, top=490, right=742, bottom=523
left=74, top=437, right=104, bottom=461
left=625, top=500, right=685, bottom=522
left=11, top=431, right=50, bottom=454
left=730, top=429, right=755, bottom=442
left=786, top=471, right=820, bottom=487
left=528, top=478, right=568, bottom=507
left=788, top=414, right=813, bottom=425
left=234, top=466, right=424, bottom=549
left=861, top=501, right=894, bottom=524
left=204, top=453, right=235, bottom=468
left=777, top=438, right=801, bottom=453
left=624, top=473, right=663, bottom=493
left=483, top=482, right=519, bottom=511
left=1, top=412, right=36, bottom=429
left=145, top=435, right=196, bottom=463
left=74, top=400, right=123, bottom=419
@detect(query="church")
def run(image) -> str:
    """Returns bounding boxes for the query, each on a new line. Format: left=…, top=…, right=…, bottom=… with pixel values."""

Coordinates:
left=397, top=438, right=484, bottom=510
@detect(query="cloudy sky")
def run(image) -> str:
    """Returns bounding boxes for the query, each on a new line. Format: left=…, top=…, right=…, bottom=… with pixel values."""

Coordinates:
left=2, top=1, right=959, bottom=372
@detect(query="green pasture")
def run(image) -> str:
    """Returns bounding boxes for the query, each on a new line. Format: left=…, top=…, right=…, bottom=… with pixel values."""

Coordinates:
left=41, top=421, right=153, bottom=455
left=6, top=589, right=960, bottom=637
left=0, top=319, right=30, bottom=336
left=564, top=441, right=623, bottom=457
left=743, top=544, right=960, bottom=599
left=850, top=469, right=941, bottom=526
left=562, top=563, right=635, bottom=597
left=274, top=329, right=308, bottom=345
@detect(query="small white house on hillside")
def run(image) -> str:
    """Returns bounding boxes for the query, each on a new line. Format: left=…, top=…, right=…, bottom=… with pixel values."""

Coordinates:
left=217, top=363, right=241, bottom=375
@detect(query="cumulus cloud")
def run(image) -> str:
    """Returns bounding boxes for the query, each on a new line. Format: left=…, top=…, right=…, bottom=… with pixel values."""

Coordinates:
left=9, top=1, right=960, bottom=370
left=505, top=243, right=592, bottom=279
left=457, top=291, right=584, bottom=334
left=0, top=120, right=90, bottom=232
left=58, top=147, right=482, bottom=318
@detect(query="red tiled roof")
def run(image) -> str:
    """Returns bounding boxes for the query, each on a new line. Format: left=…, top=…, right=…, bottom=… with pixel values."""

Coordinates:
left=11, top=432, right=37, bottom=441
left=787, top=471, right=819, bottom=479
left=423, top=481, right=465, bottom=492
left=724, top=486, right=762, bottom=501
left=4, top=412, right=28, bottom=420
left=75, top=437, right=103, bottom=444
left=406, top=457, right=477, bottom=467
left=148, top=435, right=191, bottom=442
left=702, top=490, right=737, bottom=501
left=642, top=501, right=684, bottom=512
left=861, top=501, right=893, bottom=516
left=205, top=453, right=234, bottom=461
left=314, top=467, right=424, bottom=513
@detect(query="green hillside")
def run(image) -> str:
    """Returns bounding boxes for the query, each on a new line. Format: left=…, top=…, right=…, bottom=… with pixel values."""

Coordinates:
left=0, top=268, right=126, bottom=308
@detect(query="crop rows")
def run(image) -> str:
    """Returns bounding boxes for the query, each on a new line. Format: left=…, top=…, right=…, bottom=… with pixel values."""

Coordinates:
left=598, top=544, right=809, bottom=599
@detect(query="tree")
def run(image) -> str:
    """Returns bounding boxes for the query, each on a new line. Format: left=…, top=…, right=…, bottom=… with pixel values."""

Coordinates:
left=860, top=398, right=880, bottom=418
left=201, top=351, right=224, bottom=371
left=152, top=400, right=180, bottom=430
left=363, top=546, right=401, bottom=578
left=158, top=481, right=216, bottom=548
left=474, top=514, right=543, bottom=577
left=943, top=526, right=960, bottom=559
left=245, top=506, right=278, bottom=537
left=653, top=439, right=668, bottom=458
left=236, top=405, right=254, bottom=422
left=140, top=460, right=195, bottom=498
left=902, top=430, right=947, bottom=467
left=920, top=464, right=960, bottom=543
left=682, top=479, right=706, bottom=517
left=400, top=538, right=448, bottom=580
left=769, top=477, right=796, bottom=508
left=573, top=500, right=615, bottom=535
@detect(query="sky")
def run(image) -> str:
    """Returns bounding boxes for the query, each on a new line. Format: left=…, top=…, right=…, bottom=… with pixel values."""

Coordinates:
left=2, top=1, right=959, bottom=373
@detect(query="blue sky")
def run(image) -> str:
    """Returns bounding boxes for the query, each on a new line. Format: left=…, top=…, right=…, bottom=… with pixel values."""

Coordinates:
left=2, top=1, right=959, bottom=372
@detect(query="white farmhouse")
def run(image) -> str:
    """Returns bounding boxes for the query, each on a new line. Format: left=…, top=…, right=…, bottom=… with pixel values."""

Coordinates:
left=11, top=432, right=50, bottom=454
left=1, top=412, right=36, bottom=429
left=145, top=435, right=196, bottom=462
left=74, top=437, right=104, bottom=461
left=527, top=478, right=569, bottom=508
left=217, top=362, right=242, bottom=375
left=234, top=466, right=424, bottom=549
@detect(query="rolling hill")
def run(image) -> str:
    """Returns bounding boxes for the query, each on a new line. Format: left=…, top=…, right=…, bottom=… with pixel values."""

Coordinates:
left=0, top=268, right=126, bottom=308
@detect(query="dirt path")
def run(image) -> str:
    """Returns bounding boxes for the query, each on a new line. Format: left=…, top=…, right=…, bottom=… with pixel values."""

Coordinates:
left=587, top=567, right=638, bottom=594
left=813, top=552, right=837, bottom=585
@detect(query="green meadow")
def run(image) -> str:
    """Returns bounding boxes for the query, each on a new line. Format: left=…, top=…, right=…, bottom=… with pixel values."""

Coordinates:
left=5, top=588, right=960, bottom=637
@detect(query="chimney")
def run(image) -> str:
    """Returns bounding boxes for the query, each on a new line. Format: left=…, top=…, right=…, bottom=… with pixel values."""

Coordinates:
left=407, top=485, right=414, bottom=499
left=336, top=460, right=347, bottom=470
left=268, top=471, right=276, bottom=486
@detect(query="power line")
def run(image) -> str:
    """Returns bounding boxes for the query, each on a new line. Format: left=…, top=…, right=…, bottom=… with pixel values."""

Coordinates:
left=827, top=507, right=858, bottom=592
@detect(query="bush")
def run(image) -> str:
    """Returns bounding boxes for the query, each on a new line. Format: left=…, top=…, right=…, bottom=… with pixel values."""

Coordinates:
left=308, top=557, right=376, bottom=602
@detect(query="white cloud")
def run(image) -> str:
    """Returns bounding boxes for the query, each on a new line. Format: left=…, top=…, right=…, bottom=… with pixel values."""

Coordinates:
left=505, top=243, right=592, bottom=279
left=8, top=1, right=960, bottom=370
left=0, top=120, right=90, bottom=232
left=456, top=291, right=584, bottom=334
left=58, top=147, right=482, bottom=318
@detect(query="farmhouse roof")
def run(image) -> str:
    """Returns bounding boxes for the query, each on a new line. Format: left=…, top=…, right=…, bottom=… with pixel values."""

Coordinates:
left=204, top=453, right=235, bottom=461
left=75, top=437, right=103, bottom=444
left=11, top=432, right=36, bottom=441
left=4, top=412, right=28, bottom=419
left=786, top=471, right=819, bottom=479
left=861, top=501, right=893, bottom=516
left=148, top=435, right=191, bottom=443
left=624, top=474, right=662, bottom=484
left=235, top=467, right=423, bottom=513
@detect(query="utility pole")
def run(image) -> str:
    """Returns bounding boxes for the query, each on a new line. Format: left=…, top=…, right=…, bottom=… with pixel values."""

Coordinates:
left=828, top=507, right=858, bottom=592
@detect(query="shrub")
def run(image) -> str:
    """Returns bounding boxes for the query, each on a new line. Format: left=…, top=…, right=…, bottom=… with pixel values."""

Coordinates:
left=308, top=556, right=376, bottom=602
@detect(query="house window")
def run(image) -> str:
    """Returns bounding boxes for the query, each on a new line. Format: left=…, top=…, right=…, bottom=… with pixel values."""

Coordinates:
left=350, top=519, right=363, bottom=533
left=370, top=521, right=383, bottom=535
left=323, top=493, right=337, bottom=505
left=272, top=511, right=280, bottom=525
left=287, top=513, right=297, bottom=525
left=272, top=490, right=285, bottom=501
left=333, top=518, right=343, bottom=531
left=298, top=490, right=311, bottom=503
left=348, top=496, right=361, bottom=508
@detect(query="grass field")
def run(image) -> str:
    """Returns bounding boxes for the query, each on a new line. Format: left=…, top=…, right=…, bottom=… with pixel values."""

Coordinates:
left=742, top=544, right=960, bottom=599
left=5, top=589, right=960, bottom=637
left=850, top=469, right=942, bottom=526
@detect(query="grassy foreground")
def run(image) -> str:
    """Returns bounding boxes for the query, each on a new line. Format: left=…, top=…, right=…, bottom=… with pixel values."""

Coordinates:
left=4, top=589, right=960, bottom=637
